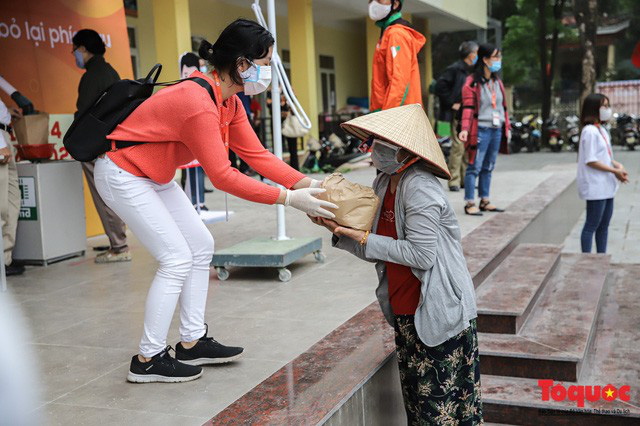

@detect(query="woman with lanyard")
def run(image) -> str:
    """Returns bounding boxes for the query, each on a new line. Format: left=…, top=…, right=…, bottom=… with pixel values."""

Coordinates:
left=459, top=43, right=510, bottom=216
left=577, top=94, right=628, bottom=254
left=94, top=19, right=337, bottom=384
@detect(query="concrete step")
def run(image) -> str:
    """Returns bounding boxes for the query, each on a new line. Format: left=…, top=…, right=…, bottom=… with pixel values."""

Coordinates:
left=482, top=375, right=640, bottom=425
left=476, top=244, right=562, bottom=334
left=482, top=264, right=640, bottom=424
left=478, top=254, right=610, bottom=382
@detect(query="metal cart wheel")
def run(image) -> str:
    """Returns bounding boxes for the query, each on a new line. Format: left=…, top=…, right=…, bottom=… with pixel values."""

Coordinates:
left=216, top=267, right=230, bottom=281
left=278, top=267, right=292, bottom=282
left=313, top=250, right=326, bottom=263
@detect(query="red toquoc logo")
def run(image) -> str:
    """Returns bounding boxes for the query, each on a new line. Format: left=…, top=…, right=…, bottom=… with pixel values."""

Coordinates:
left=538, top=380, right=631, bottom=408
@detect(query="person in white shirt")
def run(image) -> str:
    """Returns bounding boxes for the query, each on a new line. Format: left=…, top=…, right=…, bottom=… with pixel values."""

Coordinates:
left=577, top=94, right=628, bottom=253
left=0, top=76, right=34, bottom=276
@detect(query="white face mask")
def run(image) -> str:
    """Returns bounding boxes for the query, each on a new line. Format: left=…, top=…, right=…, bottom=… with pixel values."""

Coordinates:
left=599, top=106, right=613, bottom=122
left=240, top=60, right=272, bottom=95
left=371, top=139, right=407, bottom=175
left=368, top=1, right=392, bottom=21
left=199, top=65, right=208, bottom=73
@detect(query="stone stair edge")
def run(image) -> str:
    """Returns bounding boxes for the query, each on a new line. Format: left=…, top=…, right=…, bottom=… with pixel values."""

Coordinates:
left=478, top=252, right=610, bottom=361
left=482, top=374, right=640, bottom=417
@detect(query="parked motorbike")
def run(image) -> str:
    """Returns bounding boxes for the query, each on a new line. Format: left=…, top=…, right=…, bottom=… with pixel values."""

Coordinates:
left=510, top=114, right=539, bottom=153
left=302, top=137, right=325, bottom=172
left=530, top=115, right=543, bottom=152
left=509, top=120, right=526, bottom=154
left=546, top=115, right=564, bottom=152
left=324, top=133, right=371, bottom=168
left=302, top=133, right=370, bottom=172
left=616, top=114, right=638, bottom=151
left=564, top=115, right=580, bottom=151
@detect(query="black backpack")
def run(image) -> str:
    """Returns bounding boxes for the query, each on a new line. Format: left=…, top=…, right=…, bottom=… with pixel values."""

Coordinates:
left=63, top=64, right=216, bottom=162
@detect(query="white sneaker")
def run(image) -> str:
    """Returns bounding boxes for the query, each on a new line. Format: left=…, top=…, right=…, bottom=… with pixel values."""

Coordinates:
left=95, top=250, right=132, bottom=264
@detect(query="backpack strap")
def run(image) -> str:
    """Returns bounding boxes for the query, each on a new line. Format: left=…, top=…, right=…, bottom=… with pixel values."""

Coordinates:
left=189, top=77, right=217, bottom=105
left=154, top=77, right=217, bottom=105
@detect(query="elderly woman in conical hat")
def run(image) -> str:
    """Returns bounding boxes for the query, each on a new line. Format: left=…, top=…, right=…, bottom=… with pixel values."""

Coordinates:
left=310, top=104, right=482, bottom=425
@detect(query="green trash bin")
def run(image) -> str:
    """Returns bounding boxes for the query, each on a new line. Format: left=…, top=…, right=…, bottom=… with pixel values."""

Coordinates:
left=436, top=121, right=451, bottom=137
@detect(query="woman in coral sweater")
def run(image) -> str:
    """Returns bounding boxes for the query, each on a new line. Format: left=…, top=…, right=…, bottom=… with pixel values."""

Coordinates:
left=94, top=19, right=336, bottom=384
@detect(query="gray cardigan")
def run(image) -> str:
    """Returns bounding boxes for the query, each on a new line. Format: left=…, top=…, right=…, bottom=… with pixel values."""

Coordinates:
left=333, top=163, right=477, bottom=347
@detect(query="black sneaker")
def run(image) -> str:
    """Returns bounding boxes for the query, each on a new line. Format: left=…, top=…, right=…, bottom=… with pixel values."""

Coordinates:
left=175, top=325, right=244, bottom=366
left=127, top=346, right=203, bottom=383
left=5, top=263, right=25, bottom=276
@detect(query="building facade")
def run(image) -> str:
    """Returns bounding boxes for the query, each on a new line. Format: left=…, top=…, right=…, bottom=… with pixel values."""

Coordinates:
left=124, top=0, right=487, bottom=136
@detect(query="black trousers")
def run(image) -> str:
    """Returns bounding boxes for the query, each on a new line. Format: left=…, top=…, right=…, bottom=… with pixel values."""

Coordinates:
left=229, top=150, right=249, bottom=173
left=287, top=137, right=299, bottom=171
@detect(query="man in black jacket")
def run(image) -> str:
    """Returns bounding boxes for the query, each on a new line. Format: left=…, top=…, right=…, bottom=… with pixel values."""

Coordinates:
left=72, top=29, right=130, bottom=263
left=435, top=41, right=478, bottom=192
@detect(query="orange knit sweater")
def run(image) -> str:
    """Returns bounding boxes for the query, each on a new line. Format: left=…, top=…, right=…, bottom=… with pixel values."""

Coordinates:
left=107, top=71, right=305, bottom=204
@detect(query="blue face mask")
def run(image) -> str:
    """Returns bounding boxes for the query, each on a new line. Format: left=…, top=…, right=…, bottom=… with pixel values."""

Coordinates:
left=74, top=50, right=85, bottom=69
left=472, top=55, right=478, bottom=66
left=489, top=60, right=501, bottom=73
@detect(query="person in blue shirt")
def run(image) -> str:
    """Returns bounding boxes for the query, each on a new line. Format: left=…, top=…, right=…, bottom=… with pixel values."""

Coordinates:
left=179, top=52, right=211, bottom=210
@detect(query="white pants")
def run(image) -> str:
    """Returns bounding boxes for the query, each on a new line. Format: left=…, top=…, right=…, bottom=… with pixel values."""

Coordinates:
left=94, top=156, right=214, bottom=357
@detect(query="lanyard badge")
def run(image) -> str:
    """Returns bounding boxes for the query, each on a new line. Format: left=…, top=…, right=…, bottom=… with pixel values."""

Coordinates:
left=595, top=124, right=613, bottom=158
left=211, top=71, right=230, bottom=154
left=489, top=80, right=500, bottom=127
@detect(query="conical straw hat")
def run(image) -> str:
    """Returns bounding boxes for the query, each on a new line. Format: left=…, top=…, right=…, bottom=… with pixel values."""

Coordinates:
left=341, top=104, right=451, bottom=180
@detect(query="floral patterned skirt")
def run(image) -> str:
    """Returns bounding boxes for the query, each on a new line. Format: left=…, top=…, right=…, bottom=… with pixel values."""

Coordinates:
left=394, top=316, right=483, bottom=425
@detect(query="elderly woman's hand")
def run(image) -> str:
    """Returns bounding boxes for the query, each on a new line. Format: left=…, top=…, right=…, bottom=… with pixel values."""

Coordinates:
left=308, top=215, right=338, bottom=233
left=333, top=225, right=366, bottom=243
left=308, top=216, right=367, bottom=242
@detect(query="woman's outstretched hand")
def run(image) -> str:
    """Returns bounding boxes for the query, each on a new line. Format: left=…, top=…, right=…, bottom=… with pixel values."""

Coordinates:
left=308, top=216, right=366, bottom=242
left=286, top=188, right=337, bottom=219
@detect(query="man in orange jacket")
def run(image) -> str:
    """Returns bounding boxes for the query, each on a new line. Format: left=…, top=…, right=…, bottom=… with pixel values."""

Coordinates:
left=369, top=0, right=426, bottom=112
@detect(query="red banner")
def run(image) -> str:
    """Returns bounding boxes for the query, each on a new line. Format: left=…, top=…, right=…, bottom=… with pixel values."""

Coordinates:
left=0, top=0, right=133, bottom=114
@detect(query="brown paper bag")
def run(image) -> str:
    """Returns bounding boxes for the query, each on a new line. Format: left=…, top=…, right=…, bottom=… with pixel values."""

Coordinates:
left=13, top=113, right=49, bottom=146
left=317, top=173, right=380, bottom=231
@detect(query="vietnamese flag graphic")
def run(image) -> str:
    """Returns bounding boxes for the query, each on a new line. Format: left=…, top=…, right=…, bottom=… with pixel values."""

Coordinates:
left=602, top=384, right=617, bottom=401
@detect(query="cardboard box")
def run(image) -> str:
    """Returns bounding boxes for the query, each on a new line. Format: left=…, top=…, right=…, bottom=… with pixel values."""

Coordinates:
left=13, top=113, right=49, bottom=146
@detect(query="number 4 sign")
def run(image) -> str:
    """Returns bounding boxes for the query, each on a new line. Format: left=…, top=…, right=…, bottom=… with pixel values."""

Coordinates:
left=47, top=114, right=74, bottom=160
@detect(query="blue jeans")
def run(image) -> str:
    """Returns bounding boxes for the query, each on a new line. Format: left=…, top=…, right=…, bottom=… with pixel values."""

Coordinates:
left=581, top=198, right=614, bottom=253
left=464, top=126, right=502, bottom=202
left=187, top=167, right=205, bottom=205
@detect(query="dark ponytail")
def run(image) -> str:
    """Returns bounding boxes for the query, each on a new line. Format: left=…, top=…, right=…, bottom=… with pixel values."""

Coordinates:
left=199, top=18, right=274, bottom=85
left=473, top=43, right=500, bottom=83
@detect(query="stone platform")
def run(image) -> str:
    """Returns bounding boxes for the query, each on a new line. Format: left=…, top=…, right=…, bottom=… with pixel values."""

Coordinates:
left=11, top=152, right=638, bottom=425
